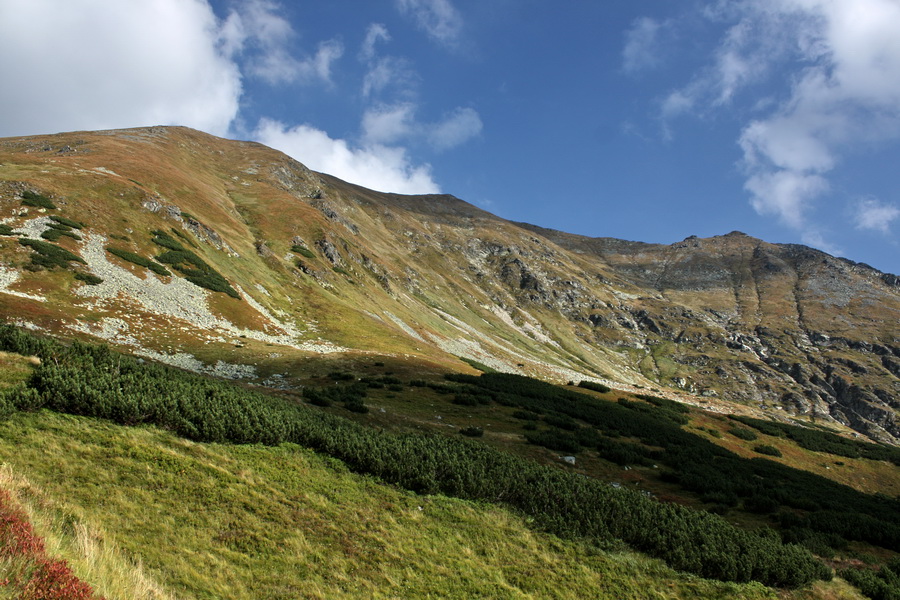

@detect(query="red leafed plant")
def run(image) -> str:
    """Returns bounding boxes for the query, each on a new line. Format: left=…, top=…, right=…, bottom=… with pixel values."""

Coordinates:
left=0, top=488, right=103, bottom=600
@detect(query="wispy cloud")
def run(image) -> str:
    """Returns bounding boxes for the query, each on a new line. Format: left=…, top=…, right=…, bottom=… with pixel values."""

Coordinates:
left=622, top=17, right=664, bottom=74
left=360, top=23, right=391, bottom=62
left=854, top=197, right=900, bottom=234
left=427, top=107, right=482, bottom=151
left=656, top=0, right=900, bottom=250
left=362, top=103, right=481, bottom=151
left=224, top=0, right=343, bottom=85
left=396, top=0, right=463, bottom=47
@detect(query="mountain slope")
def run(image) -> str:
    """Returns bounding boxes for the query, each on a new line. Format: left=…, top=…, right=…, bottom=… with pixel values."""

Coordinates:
left=0, top=126, right=898, bottom=443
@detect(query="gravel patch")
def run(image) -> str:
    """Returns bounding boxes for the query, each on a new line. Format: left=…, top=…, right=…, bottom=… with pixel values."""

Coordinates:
left=384, top=311, right=425, bottom=342
left=11, top=215, right=52, bottom=239
left=73, top=233, right=346, bottom=353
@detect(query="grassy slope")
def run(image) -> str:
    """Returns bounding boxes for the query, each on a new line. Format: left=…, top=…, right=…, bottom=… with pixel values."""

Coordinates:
left=0, top=330, right=879, bottom=599
left=0, top=410, right=787, bottom=600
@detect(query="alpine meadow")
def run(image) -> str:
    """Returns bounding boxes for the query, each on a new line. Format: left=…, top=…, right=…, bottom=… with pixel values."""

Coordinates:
left=0, top=126, right=899, bottom=599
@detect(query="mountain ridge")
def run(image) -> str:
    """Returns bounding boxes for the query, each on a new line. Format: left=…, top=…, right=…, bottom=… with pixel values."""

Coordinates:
left=0, top=125, right=897, bottom=443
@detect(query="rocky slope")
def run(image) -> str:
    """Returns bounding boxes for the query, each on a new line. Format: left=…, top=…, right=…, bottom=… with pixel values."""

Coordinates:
left=0, top=126, right=897, bottom=442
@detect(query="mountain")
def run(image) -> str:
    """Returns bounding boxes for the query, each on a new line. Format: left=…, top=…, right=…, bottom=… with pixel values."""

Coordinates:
left=4, top=126, right=900, bottom=599
left=1, top=126, right=898, bottom=445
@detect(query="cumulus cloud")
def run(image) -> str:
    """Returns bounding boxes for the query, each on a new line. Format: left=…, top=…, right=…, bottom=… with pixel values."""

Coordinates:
left=744, top=170, right=829, bottom=230
left=854, top=197, right=900, bottom=234
left=255, top=118, right=439, bottom=194
left=396, top=0, right=463, bottom=46
left=0, top=0, right=242, bottom=137
left=622, top=17, right=663, bottom=74
left=223, top=0, right=343, bottom=85
left=660, top=0, right=900, bottom=247
left=739, top=0, right=900, bottom=234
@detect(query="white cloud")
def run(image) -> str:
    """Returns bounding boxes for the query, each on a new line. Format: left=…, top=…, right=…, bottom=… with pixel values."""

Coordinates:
left=738, top=0, right=900, bottom=234
left=361, top=103, right=482, bottom=151
left=622, top=17, right=663, bottom=74
left=396, top=0, right=463, bottom=46
left=662, top=0, right=900, bottom=247
left=362, top=56, right=417, bottom=98
left=362, top=103, right=417, bottom=145
left=255, top=118, right=439, bottom=194
left=744, top=170, right=829, bottom=230
left=428, top=107, right=482, bottom=150
left=225, top=0, right=343, bottom=85
left=360, top=23, right=391, bottom=61
left=854, top=197, right=900, bottom=234
left=0, top=0, right=242, bottom=137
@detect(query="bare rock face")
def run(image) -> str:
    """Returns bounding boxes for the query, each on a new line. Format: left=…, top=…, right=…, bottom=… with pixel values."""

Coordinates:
left=315, top=238, right=343, bottom=266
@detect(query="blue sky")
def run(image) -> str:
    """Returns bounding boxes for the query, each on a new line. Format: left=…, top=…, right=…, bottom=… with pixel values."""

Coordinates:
left=2, top=1, right=899, bottom=275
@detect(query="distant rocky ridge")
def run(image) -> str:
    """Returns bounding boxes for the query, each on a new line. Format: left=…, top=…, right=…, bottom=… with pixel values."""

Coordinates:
left=1, top=126, right=897, bottom=442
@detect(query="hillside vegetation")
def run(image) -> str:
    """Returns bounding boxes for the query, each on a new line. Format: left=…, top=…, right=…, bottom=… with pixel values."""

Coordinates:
left=0, top=325, right=897, bottom=599
left=0, top=409, right=794, bottom=600
left=0, top=127, right=898, bottom=599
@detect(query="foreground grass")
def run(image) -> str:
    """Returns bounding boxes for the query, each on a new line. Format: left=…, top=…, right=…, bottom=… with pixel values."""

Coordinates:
left=0, top=410, right=786, bottom=600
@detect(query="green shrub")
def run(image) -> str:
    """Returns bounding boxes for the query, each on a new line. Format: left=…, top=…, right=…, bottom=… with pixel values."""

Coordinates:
left=345, top=402, right=369, bottom=414
left=106, top=247, right=171, bottom=277
left=21, top=190, right=56, bottom=209
left=452, top=394, right=479, bottom=406
left=544, top=414, right=579, bottom=431
left=328, top=372, right=354, bottom=381
left=0, top=224, right=15, bottom=236
left=332, top=266, right=350, bottom=276
left=147, top=262, right=171, bottom=277
left=728, top=426, right=758, bottom=441
left=578, top=381, right=611, bottom=394
left=150, top=230, right=185, bottom=252
left=525, top=429, right=581, bottom=453
left=753, top=444, right=782, bottom=457
left=291, top=245, right=316, bottom=259
left=459, top=357, right=498, bottom=374
left=840, top=561, right=900, bottom=600
left=155, top=249, right=239, bottom=298
left=49, top=215, right=84, bottom=229
left=732, top=415, right=900, bottom=465
left=74, top=272, right=103, bottom=285
left=460, top=427, right=484, bottom=437
left=40, top=228, right=81, bottom=242
left=19, top=238, right=85, bottom=269
left=170, top=227, right=198, bottom=248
